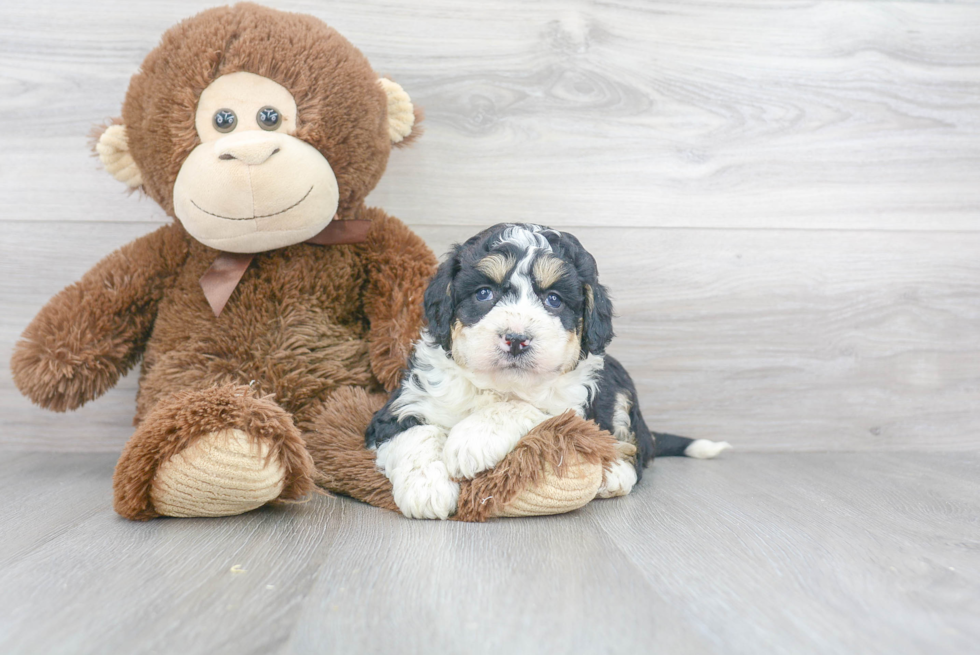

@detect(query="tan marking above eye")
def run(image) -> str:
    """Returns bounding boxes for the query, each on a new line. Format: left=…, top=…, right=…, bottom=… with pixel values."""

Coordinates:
left=475, top=253, right=516, bottom=284
left=533, top=256, right=567, bottom=289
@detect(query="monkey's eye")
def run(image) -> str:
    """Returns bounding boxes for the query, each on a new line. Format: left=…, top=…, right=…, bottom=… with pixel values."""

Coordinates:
left=257, top=106, right=282, bottom=130
left=545, top=292, right=562, bottom=309
left=213, top=109, right=237, bottom=133
left=475, top=287, right=494, bottom=302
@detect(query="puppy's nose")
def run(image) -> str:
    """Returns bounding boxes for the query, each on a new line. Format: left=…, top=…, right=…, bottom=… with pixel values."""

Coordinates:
left=503, top=333, right=531, bottom=356
left=213, top=131, right=283, bottom=166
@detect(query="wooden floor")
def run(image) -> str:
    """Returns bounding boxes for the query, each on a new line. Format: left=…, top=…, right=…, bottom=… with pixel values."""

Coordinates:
left=0, top=451, right=976, bottom=654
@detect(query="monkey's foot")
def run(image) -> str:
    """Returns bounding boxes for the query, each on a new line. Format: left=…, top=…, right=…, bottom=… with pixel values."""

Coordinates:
left=113, top=385, right=314, bottom=520
left=150, top=429, right=285, bottom=517
left=453, top=412, right=623, bottom=522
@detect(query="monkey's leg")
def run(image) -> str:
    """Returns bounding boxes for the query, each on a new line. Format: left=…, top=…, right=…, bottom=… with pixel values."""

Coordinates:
left=302, top=386, right=400, bottom=511
left=113, top=384, right=314, bottom=520
left=453, top=412, right=625, bottom=522
left=304, top=391, right=623, bottom=522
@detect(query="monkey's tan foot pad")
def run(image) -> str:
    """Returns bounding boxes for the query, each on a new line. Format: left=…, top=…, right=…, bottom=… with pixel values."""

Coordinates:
left=113, top=385, right=314, bottom=521
left=150, top=429, right=285, bottom=517
left=453, top=411, right=623, bottom=521
left=492, top=456, right=604, bottom=518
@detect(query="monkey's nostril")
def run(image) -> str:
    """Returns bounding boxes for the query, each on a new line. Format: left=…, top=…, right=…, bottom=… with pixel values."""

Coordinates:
left=218, top=147, right=278, bottom=163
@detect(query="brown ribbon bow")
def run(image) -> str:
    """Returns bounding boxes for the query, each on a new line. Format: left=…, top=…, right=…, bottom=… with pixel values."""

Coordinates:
left=199, top=219, right=372, bottom=316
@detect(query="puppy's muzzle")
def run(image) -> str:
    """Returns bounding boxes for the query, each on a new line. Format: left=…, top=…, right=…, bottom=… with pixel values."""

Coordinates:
left=502, top=332, right=531, bottom=357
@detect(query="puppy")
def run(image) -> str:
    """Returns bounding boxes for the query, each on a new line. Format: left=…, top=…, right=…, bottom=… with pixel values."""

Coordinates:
left=367, top=223, right=729, bottom=519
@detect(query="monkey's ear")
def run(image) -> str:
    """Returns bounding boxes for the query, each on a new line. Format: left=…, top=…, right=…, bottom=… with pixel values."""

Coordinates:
left=94, top=123, right=143, bottom=189
left=378, top=78, right=423, bottom=147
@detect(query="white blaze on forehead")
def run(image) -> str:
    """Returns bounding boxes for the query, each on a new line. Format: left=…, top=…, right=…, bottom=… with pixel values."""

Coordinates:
left=495, top=224, right=555, bottom=253
left=494, top=225, right=556, bottom=304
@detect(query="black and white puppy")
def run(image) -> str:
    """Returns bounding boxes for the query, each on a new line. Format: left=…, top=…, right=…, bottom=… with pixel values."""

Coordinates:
left=367, top=223, right=729, bottom=519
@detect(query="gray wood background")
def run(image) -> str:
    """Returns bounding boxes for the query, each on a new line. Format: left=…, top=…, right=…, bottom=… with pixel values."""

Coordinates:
left=2, top=0, right=979, bottom=452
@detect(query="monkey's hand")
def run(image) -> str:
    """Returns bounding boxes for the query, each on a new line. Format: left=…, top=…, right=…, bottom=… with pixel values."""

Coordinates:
left=358, top=209, right=438, bottom=392
left=11, top=224, right=187, bottom=412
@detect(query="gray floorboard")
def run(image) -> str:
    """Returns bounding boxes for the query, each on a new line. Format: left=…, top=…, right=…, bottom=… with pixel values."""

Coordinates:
left=0, top=452, right=977, bottom=654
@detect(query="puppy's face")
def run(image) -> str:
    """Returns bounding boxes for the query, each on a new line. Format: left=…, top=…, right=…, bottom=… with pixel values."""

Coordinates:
left=423, top=224, right=614, bottom=379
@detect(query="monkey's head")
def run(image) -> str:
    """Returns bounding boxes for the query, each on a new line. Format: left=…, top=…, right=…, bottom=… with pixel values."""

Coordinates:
left=95, top=3, right=421, bottom=253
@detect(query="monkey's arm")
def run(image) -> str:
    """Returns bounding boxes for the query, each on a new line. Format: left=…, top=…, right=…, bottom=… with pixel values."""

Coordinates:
left=359, top=209, right=438, bottom=392
left=11, top=223, right=189, bottom=411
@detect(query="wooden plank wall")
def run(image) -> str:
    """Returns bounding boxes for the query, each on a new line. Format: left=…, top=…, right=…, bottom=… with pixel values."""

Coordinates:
left=1, top=0, right=978, bottom=452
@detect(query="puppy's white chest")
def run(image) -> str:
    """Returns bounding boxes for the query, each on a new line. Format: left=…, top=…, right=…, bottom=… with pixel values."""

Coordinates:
left=435, top=386, right=584, bottom=432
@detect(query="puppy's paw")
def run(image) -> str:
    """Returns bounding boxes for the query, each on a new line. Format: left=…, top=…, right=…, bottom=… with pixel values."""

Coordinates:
left=596, top=458, right=638, bottom=498
left=391, top=463, right=460, bottom=520
left=444, top=435, right=510, bottom=480
left=375, top=425, right=459, bottom=519
left=444, top=402, right=548, bottom=479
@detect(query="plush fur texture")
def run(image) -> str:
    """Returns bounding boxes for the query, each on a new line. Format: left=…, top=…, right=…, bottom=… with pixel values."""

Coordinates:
left=13, top=4, right=618, bottom=522
left=452, top=412, right=622, bottom=522
left=10, top=223, right=189, bottom=413
left=11, top=4, right=436, bottom=520
left=113, top=384, right=314, bottom=521
left=303, top=387, right=621, bottom=522
left=120, top=3, right=421, bottom=218
left=303, top=386, right=399, bottom=513
left=173, top=71, right=341, bottom=253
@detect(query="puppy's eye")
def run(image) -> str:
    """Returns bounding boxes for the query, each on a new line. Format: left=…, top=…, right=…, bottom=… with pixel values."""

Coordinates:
left=213, top=109, right=237, bottom=133
left=545, top=292, right=562, bottom=309
left=475, top=287, right=494, bottom=302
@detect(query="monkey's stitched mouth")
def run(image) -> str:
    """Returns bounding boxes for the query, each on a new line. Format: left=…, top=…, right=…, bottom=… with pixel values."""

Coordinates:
left=190, top=186, right=314, bottom=221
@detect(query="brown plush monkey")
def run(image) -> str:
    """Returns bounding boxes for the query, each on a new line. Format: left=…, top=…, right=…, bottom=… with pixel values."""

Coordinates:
left=11, top=3, right=619, bottom=521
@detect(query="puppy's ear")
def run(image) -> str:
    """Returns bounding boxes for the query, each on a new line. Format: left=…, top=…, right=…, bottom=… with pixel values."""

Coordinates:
left=423, top=247, right=461, bottom=350
left=582, top=278, right=614, bottom=355
left=559, top=232, right=614, bottom=355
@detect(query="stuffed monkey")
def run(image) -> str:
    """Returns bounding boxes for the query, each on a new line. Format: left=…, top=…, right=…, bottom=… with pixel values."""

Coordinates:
left=11, top=3, right=619, bottom=521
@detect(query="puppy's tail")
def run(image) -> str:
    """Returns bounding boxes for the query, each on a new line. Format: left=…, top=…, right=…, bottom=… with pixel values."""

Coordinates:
left=653, top=432, right=731, bottom=459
